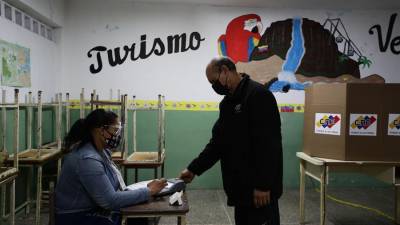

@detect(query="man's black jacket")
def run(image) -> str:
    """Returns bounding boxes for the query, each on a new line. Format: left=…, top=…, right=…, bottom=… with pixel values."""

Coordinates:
left=187, top=74, right=283, bottom=207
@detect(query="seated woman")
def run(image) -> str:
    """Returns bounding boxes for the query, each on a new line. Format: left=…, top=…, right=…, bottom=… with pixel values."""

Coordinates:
left=55, top=109, right=166, bottom=225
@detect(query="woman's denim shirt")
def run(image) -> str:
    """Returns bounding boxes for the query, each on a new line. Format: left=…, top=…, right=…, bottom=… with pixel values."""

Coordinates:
left=55, top=142, right=150, bottom=213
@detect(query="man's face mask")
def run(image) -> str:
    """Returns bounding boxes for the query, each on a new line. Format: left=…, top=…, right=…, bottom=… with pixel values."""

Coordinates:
left=212, top=72, right=230, bottom=95
left=103, top=122, right=123, bottom=150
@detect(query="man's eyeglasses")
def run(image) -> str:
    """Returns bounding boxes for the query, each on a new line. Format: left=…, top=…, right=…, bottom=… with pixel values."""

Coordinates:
left=210, top=73, right=222, bottom=85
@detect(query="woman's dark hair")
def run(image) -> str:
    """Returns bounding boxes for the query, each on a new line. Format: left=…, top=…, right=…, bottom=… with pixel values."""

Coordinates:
left=63, top=109, right=118, bottom=153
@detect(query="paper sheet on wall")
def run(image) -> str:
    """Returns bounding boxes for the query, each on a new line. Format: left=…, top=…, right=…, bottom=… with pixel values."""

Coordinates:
left=0, top=39, right=31, bottom=87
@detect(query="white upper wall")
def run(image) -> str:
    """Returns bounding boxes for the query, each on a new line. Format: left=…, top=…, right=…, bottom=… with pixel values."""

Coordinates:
left=126, top=0, right=400, bottom=10
left=2, top=0, right=398, bottom=103
left=61, top=0, right=400, bottom=103
left=0, top=0, right=64, bottom=102
left=23, top=0, right=64, bottom=26
left=62, top=0, right=222, bottom=101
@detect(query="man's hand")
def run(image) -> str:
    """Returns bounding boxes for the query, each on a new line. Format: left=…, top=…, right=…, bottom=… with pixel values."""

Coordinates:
left=253, top=189, right=270, bottom=208
left=147, top=178, right=167, bottom=196
left=179, top=169, right=195, bottom=183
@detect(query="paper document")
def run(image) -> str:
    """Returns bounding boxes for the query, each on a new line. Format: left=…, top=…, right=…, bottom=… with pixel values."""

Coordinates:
left=127, top=180, right=173, bottom=192
left=126, top=178, right=186, bottom=197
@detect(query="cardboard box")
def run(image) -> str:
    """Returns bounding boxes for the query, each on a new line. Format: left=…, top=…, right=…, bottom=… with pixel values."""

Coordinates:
left=382, top=84, right=400, bottom=158
left=302, top=83, right=399, bottom=161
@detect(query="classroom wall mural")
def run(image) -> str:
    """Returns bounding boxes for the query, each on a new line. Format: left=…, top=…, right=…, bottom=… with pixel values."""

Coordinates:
left=369, top=13, right=400, bottom=55
left=220, top=14, right=386, bottom=93
left=61, top=1, right=400, bottom=108
left=87, top=32, right=206, bottom=74
left=218, top=14, right=262, bottom=63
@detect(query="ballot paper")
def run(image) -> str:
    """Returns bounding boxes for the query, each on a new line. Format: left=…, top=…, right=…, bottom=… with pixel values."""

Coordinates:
left=127, top=180, right=173, bottom=191
left=126, top=178, right=186, bottom=197
left=169, top=191, right=183, bottom=205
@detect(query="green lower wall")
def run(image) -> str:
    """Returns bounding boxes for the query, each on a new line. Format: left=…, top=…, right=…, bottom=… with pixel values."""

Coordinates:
left=0, top=108, right=389, bottom=211
left=121, top=110, right=387, bottom=189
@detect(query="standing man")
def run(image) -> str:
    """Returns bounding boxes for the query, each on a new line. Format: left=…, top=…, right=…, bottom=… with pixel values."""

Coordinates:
left=179, top=57, right=283, bottom=225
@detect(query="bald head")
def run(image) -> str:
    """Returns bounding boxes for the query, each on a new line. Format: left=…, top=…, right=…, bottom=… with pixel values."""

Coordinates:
left=205, top=57, right=242, bottom=95
left=205, top=57, right=237, bottom=83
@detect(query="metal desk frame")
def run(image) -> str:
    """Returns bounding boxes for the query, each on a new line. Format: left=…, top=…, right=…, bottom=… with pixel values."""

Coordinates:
left=0, top=89, right=19, bottom=225
left=122, top=95, right=166, bottom=183
left=7, top=91, right=63, bottom=225
left=0, top=168, right=18, bottom=225
left=297, top=152, right=400, bottom=225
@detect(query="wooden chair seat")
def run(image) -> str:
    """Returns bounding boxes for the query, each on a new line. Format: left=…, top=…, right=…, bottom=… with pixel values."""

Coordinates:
left=128, top=152, right=160, bottom=162
left=123, top=151, right=165, bottom=168
left=0, top=167, right=18, bottom=183
left=7, top=149, right=62, bottom=165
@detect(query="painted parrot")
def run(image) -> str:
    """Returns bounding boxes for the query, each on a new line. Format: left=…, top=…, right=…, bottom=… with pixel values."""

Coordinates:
left=218, top=14, right=262, bottom=63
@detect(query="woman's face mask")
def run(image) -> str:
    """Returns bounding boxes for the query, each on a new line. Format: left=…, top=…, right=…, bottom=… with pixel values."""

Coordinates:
left=103, top=122, right=123, bottom=150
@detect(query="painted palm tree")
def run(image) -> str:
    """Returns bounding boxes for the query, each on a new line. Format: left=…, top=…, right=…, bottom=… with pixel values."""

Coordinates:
left=324, top=18, right=373, bottom=70
left=358, top=56, right=372, bottom=69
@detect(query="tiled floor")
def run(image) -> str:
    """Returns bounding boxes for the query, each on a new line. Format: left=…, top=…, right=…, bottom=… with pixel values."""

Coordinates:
left=15, top=187, right=398, bottom=225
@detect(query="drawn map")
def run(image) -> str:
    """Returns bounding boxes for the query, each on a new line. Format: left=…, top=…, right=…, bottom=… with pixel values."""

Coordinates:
left=0, top=39, right=31, bottom=87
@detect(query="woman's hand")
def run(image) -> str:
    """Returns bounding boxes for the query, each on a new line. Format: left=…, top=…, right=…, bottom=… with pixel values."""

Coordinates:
left=147, top=178, right=168, bottom=196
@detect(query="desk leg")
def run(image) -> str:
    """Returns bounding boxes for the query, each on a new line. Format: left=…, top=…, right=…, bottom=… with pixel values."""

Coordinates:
left=121, top=216, right=127, bottom=225
left=320, top=166, right=327, bottom=225
left=135, top=169, right=138, bottom=183
left=395, top=185, right=400, bottom=224
left=1, top=185, right=6, bottom=219
left=10, top=179, right=15, bottom=225
left=154, top=168, right=158, bottom=179
left=57, top=158, right=62, bottom=180
left=36, top=166, right=42, bottom=225
left=178, top=216, right=186, bottom=225
left=161, top=162, right=165, bottom=178
left=123, top=166, right=127, bottom=184
left=299, top=160, right=306, bottom=224
left=26, top=167, right=33, bottom=215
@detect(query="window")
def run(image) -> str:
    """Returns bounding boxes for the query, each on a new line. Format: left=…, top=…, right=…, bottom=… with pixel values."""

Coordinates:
left=46, top=28, right=52, bottom=41
left=4, top=3, right=12, bottom=21
left=15, top=10, right=22, bottom=26
left=32, top=20, right=38, bottom=34
left=24, top=15, right=31, bottom=30
left=1, top=2, right=54, bottom=42
left=40, top=24, right=45, bottom=37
